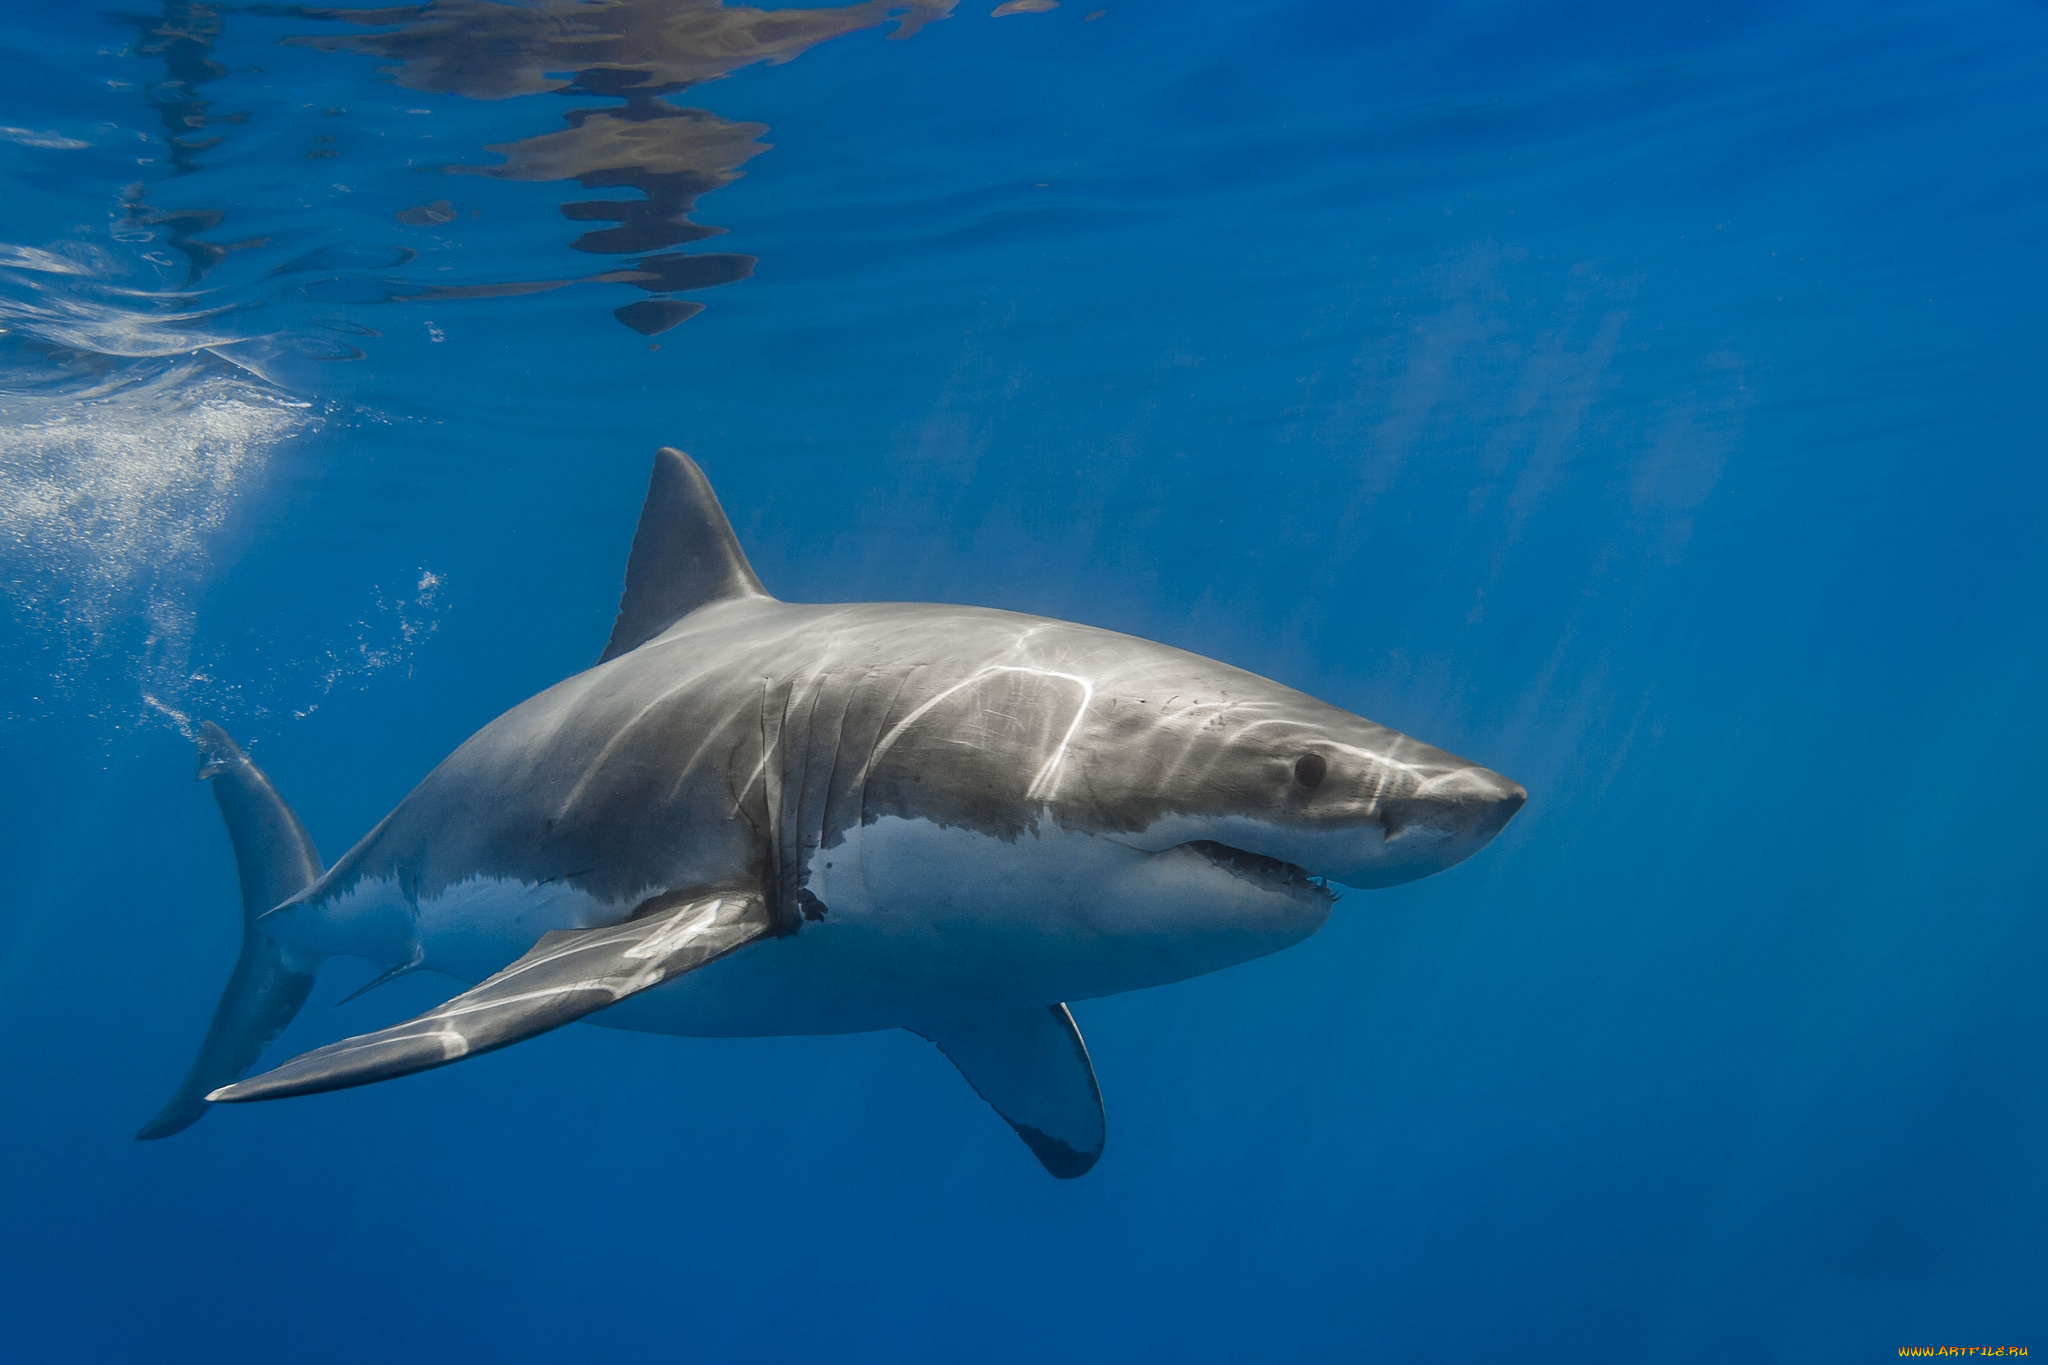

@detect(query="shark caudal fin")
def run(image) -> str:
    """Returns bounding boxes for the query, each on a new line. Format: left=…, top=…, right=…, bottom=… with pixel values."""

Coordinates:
left=599, top=448, right=770, bottom=663
left=137, top=723, right=323, bottom=1140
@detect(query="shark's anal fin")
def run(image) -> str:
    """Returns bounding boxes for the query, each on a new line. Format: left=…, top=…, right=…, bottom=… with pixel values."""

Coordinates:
left=208, top=890, right=772, bottom=1105
left=914, top=1004, right=1106, bottom=1179
left=138, top=723, right=323, bottom=1141
left=600, top=448, right=769, bottom=663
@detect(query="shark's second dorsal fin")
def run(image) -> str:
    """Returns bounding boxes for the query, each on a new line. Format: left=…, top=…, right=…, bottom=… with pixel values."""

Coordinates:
left=601, top=448, right=769, bottom=663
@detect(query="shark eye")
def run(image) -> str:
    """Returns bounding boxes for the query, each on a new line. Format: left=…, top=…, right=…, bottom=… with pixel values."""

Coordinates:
left=1294, top=753, right=1327, bottom=789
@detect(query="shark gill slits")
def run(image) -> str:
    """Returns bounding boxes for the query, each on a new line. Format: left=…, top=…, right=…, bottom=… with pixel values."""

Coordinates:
left=1294, top=752, right=1327, bottom=789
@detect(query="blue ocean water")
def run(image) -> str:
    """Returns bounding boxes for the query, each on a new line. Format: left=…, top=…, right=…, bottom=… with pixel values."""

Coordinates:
left=1, top=0, right=2042, bottom=1358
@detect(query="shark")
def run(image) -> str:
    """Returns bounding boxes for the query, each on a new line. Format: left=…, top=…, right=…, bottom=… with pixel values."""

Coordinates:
left=139, top=449, right=1525, bottom=1177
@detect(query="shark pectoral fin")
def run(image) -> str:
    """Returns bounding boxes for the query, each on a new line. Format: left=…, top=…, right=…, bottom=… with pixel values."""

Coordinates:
left=914, top=1004, right=1105, bottom=1179
left=207, top=891, right=772, bottom=1105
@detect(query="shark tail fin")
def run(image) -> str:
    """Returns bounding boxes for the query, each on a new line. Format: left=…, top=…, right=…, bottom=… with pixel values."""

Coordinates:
left=137, top=723, right=323, bottom=1140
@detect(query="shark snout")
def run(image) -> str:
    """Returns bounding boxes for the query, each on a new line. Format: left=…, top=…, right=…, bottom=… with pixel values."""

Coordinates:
left=1374, top=765, right=1524, bottom=865
left=1309, top=762, right=1523, bottom=889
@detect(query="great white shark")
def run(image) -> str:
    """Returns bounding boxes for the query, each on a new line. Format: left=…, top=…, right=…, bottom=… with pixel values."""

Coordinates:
left=140, top=449, right=1525, bottom=1177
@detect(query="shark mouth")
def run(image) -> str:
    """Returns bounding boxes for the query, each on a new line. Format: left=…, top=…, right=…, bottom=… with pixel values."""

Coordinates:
left=1181, top=840, right=1336, bottom=903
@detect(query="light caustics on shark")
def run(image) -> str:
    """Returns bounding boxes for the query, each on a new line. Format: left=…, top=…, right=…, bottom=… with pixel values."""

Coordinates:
left=140, top=450, right=1526, bottom=1177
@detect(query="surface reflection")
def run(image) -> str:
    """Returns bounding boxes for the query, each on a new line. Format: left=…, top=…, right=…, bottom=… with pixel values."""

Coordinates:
left=122, top=2, right=263, bottom=285
left=2, top=0, right=261, bottom=391
left=285, top=0, right=956, bottom=333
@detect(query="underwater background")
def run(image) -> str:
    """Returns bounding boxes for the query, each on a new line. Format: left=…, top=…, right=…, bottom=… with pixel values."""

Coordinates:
left=1, top=0, right=2043, bottom=1359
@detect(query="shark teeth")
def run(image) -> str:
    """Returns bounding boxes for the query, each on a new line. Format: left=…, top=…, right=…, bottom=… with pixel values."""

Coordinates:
left=1180, top=840, right=1335, bottom=903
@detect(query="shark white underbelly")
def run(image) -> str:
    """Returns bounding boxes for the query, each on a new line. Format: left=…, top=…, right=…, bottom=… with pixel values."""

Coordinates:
left=398, top=816, right=1334, bottom=1037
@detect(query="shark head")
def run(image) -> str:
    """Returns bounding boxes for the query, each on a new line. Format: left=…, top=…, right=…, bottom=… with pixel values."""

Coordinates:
left=1064, top=677, right=1528, bottom=892
left=852, top=627, right=1525, bottom=984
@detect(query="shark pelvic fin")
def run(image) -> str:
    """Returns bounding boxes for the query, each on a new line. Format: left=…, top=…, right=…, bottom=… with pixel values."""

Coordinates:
left=335, top=950, right=425, bottom=1006
left=208, top=890, right=773, bottom=1105
left=600, top=448, right=769, bottom=663
left=914, top=1004, right=1106, bottom=1179
left=138, top=723, right=323, bottom=1140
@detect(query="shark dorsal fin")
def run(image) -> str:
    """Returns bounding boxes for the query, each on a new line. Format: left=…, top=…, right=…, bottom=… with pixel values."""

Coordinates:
left=601, top=448, right=769, bottom=663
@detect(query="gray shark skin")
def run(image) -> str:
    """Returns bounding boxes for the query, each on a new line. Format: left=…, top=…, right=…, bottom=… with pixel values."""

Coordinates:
left=147, top=449, right=1525, bottom=1178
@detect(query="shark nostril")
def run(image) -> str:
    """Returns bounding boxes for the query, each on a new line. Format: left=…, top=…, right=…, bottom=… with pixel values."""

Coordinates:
left=1294, top=753, right=1327, bottom=789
